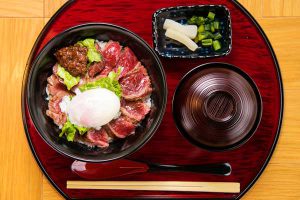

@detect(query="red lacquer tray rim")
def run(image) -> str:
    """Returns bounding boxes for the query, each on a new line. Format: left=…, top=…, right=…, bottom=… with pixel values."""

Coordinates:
left=21, top=0, right=284, bottom=199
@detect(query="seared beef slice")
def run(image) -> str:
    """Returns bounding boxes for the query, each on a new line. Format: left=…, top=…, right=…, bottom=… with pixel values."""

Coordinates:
left=120, top=65, right=152, bottom=100
left=101, top=41, right=122, bottom=68
left=106, top=116, right=136, bottom=138
left=86, top=129, right=110, bottom=148
left=121, top=99, right=150, bottom=122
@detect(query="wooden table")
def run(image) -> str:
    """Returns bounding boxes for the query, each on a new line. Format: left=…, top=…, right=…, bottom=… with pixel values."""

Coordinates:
left=0, top=0, right=299, bottom=199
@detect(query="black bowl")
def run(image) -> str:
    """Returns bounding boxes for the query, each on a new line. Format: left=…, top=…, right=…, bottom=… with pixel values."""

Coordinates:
left=172, top=63, right=262, bottom=151
left=153, top=5, right=232, bottom=58
left=26, top=23, right=167, bottom=162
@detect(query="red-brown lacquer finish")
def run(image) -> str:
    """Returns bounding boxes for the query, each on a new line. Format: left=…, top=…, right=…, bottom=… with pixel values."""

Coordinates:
left=22, top=0, right=283, bottom=199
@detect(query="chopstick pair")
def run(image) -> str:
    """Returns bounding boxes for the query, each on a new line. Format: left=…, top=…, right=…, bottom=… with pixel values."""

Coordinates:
left=67, top=181, right=240, bottom=193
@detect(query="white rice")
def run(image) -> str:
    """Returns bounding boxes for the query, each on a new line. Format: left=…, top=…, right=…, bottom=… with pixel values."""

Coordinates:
left=96, top=40, right=107, bottom=51
left=94, top=125, right=102, bottom=131
left=59, top=95, right=71, bottom=113
left=73, top=87, right=82, bottom=95
left=145, top=97, right=152, bottom=108
left=45, top=87, right=50, bottom=100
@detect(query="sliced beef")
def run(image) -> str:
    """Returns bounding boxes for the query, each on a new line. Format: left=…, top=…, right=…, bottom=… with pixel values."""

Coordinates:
left=115, top=47, right=138, bottom=78
left=48, top=95, right=62, bottom=114
left=85, top=74, right=106, bottom=83
left=88, top=61, right=105, bottom=77
left=47, top=74, right=60, bottom=88
left=119, top=65, right=152, bottom=100
left=46, top=95, right=67, bottom=127
left=73, top=73, right=106, bottom=94
left=101, top=41, right=122, bottom=68
left=99, top=65, right=113, bottom=76
left=88, top=42, right=106, bottom=78
left=46, top=74, right=70, bottom=98
left=106, top=115, right=136, bottom=138
left=46, top=110, right=67, bottom=127
left=46, top=73, right=71, bottom=127
left=95, top=42, right=101, bottom=52
left=121, top=99, right=151, bottom=122
left=54, top=44, right=88, bottom=76
left=85, top=128, right=110, bottom=148
left=52, top=63, right=63, bottom=83
left=125, top=62, right=142, bottom=75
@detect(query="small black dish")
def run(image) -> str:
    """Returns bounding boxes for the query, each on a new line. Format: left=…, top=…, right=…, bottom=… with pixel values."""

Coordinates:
left=152, top=5, right=232, bottom=58
left=172, top=63, right=262, bottom=151
left=26, top=23, right=167, bottom=162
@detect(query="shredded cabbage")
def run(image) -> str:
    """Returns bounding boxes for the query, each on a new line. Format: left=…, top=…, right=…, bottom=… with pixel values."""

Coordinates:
left=77, top=38, right=102, bottom=63
left=57, top=65, right=80, bottom=90
left=60, top=120, right=89, bottom=141
left=59, top=120, right=76, bottom=141
left=79, top=68, right=122, bottom=98
left=74, top=125, right=89, bottom=135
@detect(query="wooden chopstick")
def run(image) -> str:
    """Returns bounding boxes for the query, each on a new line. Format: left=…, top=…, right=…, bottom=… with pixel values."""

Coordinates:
left=67, top=181, right=240, bottom=193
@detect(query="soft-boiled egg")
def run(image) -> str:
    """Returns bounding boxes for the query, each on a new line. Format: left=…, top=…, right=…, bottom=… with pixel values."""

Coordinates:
left=67, top=88, right=120, bottom=130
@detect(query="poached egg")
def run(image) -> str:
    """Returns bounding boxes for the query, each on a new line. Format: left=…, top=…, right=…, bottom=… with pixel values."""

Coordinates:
left=67, top=88, right=120, bottom=130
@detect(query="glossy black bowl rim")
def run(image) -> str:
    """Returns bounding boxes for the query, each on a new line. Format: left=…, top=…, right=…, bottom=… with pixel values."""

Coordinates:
left=152, top=5, right=232, bottom=59
left=172, top=62, right=263, bottom=152
left=26, top=22, right=168, bottom=163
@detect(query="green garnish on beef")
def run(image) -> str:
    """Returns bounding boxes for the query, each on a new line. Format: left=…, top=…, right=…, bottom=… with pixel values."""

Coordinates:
left=79, top=68, right=122, bottom=98
left=60, top=120, right=89, bottom=142
left=56, top=64, right=80, bottom=90
left=77, top=38, right=102, bottom=63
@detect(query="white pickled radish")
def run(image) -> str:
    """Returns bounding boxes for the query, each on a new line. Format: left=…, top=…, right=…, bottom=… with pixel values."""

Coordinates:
left=163, top=19, right=197, bottom=39
left=165, top=28, right=198, bottom=51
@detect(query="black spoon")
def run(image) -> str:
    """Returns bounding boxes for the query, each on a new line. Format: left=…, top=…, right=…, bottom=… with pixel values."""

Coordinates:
left=71, top=159, right=231, bottom=180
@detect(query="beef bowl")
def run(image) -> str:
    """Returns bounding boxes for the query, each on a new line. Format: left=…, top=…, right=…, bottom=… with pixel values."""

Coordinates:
left=25, top=23, right=167, bottom=162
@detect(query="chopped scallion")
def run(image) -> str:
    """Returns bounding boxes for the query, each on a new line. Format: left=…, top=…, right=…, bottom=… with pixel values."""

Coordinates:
left=204, top=24, right=211, bottom=31
left=187, top=11, right=223, bottom=52
left=214, top=32, right=222, bottom=40
left=208, top=12, right=215, bottom=20
left=213, top=40, right=221, bottom=51
left=206, top=31, right=214, bottom=39
left=197, top=32, right=208, bottom=41
left=187, top=16, right=198, bottom=25
left=198, top=24, right=205, bottom=33
left=213, top=21, right=220, bottom=30
left=197, top=17, right=205, bottom=25
left=210, top=22, right=215, bottom=33
left=202, top=39, right=213, bottom=47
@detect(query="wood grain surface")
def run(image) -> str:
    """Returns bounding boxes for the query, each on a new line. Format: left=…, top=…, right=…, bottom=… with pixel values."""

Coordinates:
left=0, top=0, right=299, bottom=199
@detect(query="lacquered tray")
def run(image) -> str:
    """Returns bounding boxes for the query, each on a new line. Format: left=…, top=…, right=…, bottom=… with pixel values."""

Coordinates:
left=21, top=0, right=283, bottom=199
